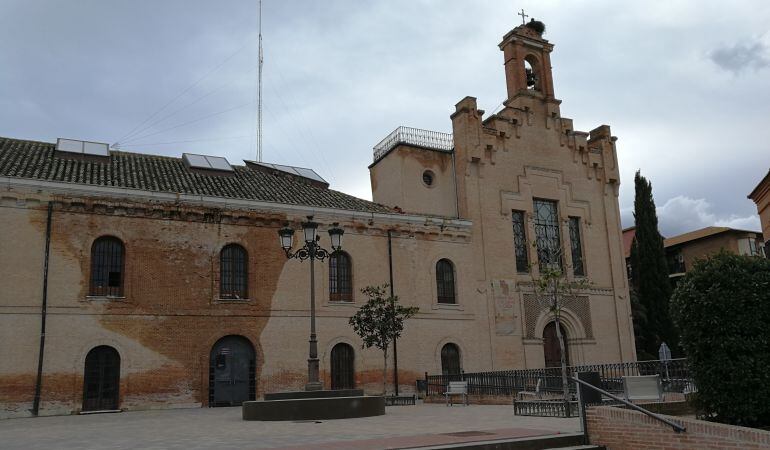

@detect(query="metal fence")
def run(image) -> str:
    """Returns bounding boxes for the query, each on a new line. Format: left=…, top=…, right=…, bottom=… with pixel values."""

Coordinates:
left=372, top=126, right=454, bottom=163
left=426, top=359, right=690, bottom=398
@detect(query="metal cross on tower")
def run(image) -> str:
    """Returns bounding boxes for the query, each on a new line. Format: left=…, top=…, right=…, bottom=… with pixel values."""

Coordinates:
left=518, top=8, right=528, bottom=25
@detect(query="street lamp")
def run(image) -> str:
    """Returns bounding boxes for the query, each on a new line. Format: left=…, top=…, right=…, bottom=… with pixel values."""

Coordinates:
left=278, top=216, right=344, bottom=391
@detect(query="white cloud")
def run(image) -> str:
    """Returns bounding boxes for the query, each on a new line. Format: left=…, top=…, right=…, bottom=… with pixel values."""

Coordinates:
left=656, top=195, right=760, bottom=237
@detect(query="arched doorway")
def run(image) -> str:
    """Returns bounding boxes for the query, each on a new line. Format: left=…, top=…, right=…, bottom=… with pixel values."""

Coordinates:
left=330, top=343, right=355, bottom=390
left=441, top=343, right=461, bottom=377
left=82, top=346, right=120, bottom=412
left=209, top=336, right=255, bottom=407
left=543, top=322, right=569, bottom=368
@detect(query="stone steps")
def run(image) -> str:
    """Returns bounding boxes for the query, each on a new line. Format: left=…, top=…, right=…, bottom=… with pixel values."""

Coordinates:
left=401, top=433, right=605, bottom=450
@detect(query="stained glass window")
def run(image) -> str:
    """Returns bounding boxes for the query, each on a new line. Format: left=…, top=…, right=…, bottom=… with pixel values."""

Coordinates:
left=512, top=210, right=529, bottom=273
left=569, top=217, right=585, bottom=276
left=533, top=199, right=562, bottom=272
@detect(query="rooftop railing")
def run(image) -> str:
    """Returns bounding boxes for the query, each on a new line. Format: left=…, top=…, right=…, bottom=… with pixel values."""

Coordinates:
left=372, top=126, right=454, bottom=163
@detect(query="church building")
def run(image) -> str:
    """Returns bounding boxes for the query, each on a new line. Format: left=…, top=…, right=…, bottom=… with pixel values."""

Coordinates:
left=0, top=19, right=635, bottom=418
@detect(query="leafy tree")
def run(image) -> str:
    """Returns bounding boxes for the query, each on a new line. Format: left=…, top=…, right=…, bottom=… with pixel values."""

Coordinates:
left=532, top=246, right=589, bottom=416
left=349, top=285, right=418, bottom=395
left=629, top=288, right=651, bottom=360
left=671, top=252, right=770, bottom=427
left=629, top=171, right=677, bottom=357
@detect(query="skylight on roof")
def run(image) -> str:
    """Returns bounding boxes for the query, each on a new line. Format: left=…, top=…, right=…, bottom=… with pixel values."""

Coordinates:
left=56, top=138, right=110, bottom=157
left=182, top=153, right=234, bottom=172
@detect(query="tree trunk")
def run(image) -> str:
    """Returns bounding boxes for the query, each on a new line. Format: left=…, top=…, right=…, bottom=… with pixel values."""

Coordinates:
left=554, top=312, right=570, bottom=417
left=382, top=347, right=388, bottom=396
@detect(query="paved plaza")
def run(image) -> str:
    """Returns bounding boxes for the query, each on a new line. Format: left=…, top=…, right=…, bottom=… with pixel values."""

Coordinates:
left=0, top=403, right=580, bottom=450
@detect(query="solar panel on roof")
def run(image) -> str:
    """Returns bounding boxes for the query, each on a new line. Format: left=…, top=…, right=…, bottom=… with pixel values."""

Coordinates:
left=56, top=138, right=110, bottom=157
left=182, top=153, right=234, bottom=172
left=57, top=139, right=83, bottom=153
left=246, top=161, right=328, bottom=185
left=83, top=141, right=109, bottom=156
left=206, top=156, right=232, bottom=171
left=295, top=167, right=326, bottom=183
left=272, top=164, right=300, bottom=176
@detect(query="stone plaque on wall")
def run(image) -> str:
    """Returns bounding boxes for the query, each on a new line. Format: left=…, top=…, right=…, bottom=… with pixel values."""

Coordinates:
left=492, top=280, right=517, bottom=335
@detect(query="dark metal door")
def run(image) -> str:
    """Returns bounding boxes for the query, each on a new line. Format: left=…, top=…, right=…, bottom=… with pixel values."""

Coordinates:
left=543, top=322, right=569, bottom=368
left=441, top=343, right=461, bottom=377
left=82, top=346, right=120, bottom=411
left=209, top=336, right=255, bottom=407
left=331, top=343, right=355, bottom=389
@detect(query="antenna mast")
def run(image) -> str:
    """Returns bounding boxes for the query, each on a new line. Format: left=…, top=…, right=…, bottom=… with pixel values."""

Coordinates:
left=257, top=0, right=264, bottom=162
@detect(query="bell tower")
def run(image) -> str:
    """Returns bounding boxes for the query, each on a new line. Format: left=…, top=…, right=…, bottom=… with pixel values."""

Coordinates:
left=499, top=19, right=558, bottom=106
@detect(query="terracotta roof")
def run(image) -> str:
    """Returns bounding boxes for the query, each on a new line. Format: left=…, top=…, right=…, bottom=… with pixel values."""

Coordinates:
left=663, top=226, right=760, bottom=248
left=0, top=136, right=391, bottom=214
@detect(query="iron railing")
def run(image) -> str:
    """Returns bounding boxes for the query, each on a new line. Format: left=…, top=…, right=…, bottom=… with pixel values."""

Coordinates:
left=514, top=399, right=579, bottom=417
left=426, top=359, right=690, bottom=397
left=372, top=126, right=453, bottom=163
left=573, top=375, right=686, bottom=433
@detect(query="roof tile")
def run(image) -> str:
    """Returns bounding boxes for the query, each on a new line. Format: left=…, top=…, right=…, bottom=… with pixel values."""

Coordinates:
left=0, top=137, right=391, bottom=214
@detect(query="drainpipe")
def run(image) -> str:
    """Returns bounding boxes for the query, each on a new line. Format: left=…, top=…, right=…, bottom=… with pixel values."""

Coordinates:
left=387, top=229, right=398, bottom=396
left=32, top=202, right=53, bottom=416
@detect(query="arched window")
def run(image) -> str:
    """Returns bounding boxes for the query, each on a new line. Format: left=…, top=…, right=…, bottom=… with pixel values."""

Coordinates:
left=83, top=346, right=120, bottom=411
left=330, top=343, right=355, bottom=390
left=220, top=244, right=248, bottom=299
left=90, top=236, right=125, bottom=297
left=543, top=322, right=569, bottom=368
left=436, top=259, right=456, bottom=304
left=329, top=251, right=352, bottom=302
left=441, top=343, right=461, bottom=376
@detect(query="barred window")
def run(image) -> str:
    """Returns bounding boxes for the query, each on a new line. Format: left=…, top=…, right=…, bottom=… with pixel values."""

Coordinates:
left=533, top=199, right=562, bottom=272
left=569, top=217, right=585, bottom=276
left=512, top=210, right=529, bottom=273
left=436, top=259, right=456, bottom=304
left=329, top=251, right=353, bottom=301
left=90, top=236, right=125, bottom=297
left=220, top=244, right=248, bottom=299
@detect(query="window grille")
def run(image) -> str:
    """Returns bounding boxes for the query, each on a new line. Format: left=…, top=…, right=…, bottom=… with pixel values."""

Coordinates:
left=569, top=217, right=585, bottom=276
left=90, top=237, right=125, bottom=297
left=436, top=259, right=456, bottom=304
left=512, top=210, right=529, bottom=273
left=533, top=199, right=562, bottom=272
left=329, top=252, right=353, bottom=301
left=220, top=244, right=248, bottom=299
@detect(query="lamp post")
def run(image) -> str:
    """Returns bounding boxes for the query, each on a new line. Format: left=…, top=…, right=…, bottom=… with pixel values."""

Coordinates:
left=278, top=216, right=344, bottom=391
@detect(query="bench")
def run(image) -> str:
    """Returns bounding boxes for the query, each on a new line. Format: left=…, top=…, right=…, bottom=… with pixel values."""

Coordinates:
left=444, top=381, right=468, bottom=406
left=517, top=378, right=543, bottom=400
left=623, top=375, right=663, bottom=402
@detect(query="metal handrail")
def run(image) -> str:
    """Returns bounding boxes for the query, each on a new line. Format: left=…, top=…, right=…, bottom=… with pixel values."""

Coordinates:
left=572, top=375, right=686, bottom=433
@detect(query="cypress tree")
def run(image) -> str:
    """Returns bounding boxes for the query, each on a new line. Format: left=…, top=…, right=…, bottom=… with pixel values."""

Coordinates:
left=629, top=171, right=677, bottom=359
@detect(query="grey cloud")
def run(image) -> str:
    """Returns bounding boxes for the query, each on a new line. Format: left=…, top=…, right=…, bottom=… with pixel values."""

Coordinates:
left=710, top=41, right=770, bottom=73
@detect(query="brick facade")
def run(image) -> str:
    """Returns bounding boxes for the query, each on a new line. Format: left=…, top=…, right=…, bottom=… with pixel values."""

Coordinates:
left=0, top=20, right=636, bottom=418
left=587, top=406, right=770, bottom=449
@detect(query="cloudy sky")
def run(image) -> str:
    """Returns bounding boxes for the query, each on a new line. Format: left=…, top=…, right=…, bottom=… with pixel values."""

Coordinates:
left=1, top=0, right=768, bottom=236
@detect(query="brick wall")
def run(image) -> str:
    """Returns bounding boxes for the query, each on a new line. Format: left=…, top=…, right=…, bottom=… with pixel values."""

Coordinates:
left=587, top=405, right=770, bottom=449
